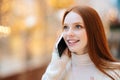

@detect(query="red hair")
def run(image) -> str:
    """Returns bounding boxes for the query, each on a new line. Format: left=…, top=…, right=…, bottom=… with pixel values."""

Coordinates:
left=62, top=6, right=120, bottom=80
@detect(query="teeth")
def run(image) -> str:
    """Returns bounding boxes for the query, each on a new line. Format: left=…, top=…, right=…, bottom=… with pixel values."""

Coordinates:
left=68, top=40, right=78, bottom=43
left=68, top=41, right=76, bottom=43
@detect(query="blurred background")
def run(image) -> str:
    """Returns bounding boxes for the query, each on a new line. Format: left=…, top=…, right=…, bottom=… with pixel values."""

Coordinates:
left=0, top=0, right=120, bottom=80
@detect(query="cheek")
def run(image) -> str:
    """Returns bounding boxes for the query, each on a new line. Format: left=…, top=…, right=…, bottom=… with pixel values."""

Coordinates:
left=62, top=31, right=67, bottom=37
left=82, top=32, right=88, bottom=43
left=79, top=30, right=88, bottom=42
left=62, top=32, right=66, bottom=39
left=63, top=32, right=69, bottom=44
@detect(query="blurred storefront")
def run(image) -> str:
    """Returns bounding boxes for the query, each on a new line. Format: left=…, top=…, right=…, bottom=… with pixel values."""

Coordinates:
left=0, top=0, right=52, bottom=79
left=0, top=0, right=120, bottom=80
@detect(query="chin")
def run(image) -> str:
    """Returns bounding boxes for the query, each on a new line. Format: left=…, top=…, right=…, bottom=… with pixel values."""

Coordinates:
left=69, top=49, right=76, bottom=53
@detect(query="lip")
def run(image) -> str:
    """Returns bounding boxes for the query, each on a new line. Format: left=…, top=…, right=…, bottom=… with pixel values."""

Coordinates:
left=67, top=39, right=80, bottom=46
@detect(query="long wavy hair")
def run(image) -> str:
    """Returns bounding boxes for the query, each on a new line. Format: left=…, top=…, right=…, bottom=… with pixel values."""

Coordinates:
left=62, top=6, right=120, bottom=80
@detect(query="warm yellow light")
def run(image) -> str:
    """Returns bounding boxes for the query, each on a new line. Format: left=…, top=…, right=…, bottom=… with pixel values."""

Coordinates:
left=25, top=15, right=37, bottom=28
left=0, top=25, right=11, bottom=35
left=48, top=0, right=75, bottom=9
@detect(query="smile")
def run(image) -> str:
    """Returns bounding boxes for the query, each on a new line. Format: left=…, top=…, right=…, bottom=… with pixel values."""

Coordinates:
left=67, top=40, right=80, bottom=46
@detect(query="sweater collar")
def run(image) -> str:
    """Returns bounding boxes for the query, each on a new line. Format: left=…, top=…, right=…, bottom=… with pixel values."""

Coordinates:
left=71, top=53, right=93, bottom=66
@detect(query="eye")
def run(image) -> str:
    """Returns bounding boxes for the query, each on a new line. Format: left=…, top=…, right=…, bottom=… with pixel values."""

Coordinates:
left=75, top=25, right=82, bottom=29
left=63, top=25, right=69, bottom=30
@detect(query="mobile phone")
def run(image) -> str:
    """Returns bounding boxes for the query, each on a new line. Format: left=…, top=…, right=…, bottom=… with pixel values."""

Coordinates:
left=56, top=35, right=67, bottom=57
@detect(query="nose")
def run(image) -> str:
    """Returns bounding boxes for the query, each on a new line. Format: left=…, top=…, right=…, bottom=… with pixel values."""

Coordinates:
left=66, top=28, right=74, bottom=37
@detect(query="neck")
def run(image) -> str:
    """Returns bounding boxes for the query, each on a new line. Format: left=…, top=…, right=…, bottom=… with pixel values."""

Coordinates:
left=72, top=50, right=88, bottom=55
left=71, top=53, right=93, bottom=66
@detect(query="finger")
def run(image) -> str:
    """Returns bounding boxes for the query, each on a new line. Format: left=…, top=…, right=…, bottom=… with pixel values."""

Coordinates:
left=63, top=48, right=68, bottom=55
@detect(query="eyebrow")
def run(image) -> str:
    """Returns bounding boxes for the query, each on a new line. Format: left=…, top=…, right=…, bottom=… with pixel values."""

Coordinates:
left=63, top=22, right=84, bottom=26
left=73, top=22, right=83, bottom=25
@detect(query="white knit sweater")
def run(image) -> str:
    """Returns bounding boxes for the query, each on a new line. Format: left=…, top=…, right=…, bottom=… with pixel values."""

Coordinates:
left=42, top=52, right=120, bottom=80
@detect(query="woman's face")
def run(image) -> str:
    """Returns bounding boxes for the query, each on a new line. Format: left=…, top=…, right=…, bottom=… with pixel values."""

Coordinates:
left=63, top=11, right=88, bottom=55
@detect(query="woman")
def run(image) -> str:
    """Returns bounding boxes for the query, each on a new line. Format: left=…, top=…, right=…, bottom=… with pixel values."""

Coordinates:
left=42, top=6, right=120, bottom=80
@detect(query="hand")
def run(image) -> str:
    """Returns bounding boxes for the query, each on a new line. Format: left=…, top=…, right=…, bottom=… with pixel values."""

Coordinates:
left=54, top=33, right=71, bottom=57
left=41, top=34, right=70, bottom=80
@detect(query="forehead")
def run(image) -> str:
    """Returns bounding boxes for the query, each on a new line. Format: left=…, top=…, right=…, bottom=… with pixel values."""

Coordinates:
left=64, top=11, right=84, bottom=24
